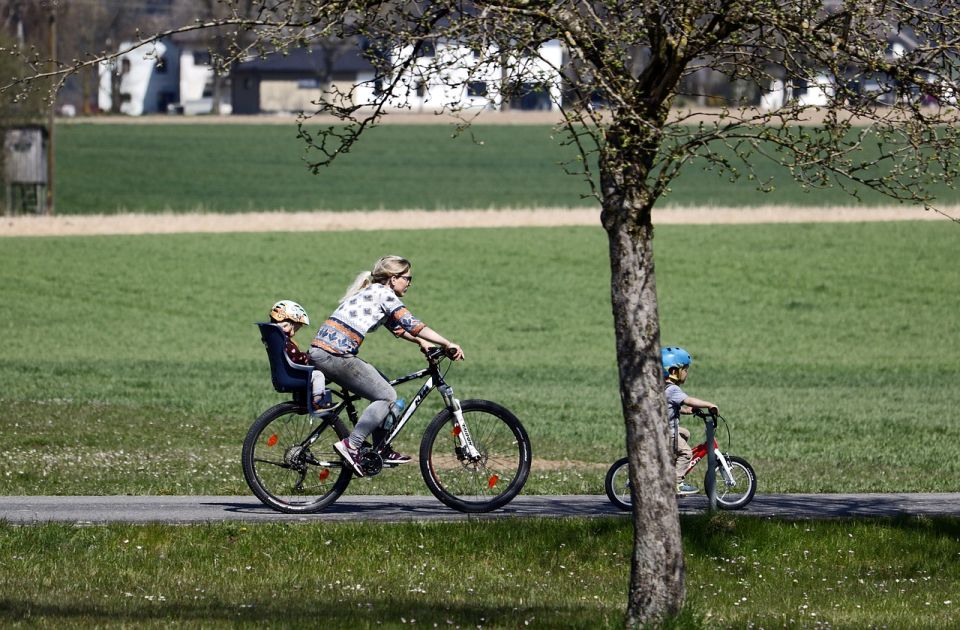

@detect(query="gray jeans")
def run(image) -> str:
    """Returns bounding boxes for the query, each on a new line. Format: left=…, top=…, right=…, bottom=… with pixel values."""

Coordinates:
left=309, top=347, right=396, bottom=448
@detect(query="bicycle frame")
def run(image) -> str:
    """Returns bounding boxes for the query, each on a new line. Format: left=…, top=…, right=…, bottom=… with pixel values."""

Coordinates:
left=296, top=350, right=481, bottom=462
left=683, top=418, right=738, bottom=486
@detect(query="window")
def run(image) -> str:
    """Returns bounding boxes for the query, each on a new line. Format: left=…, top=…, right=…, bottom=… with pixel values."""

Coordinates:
left=418, top=40, right=436, bottom=58
left=467, top=81, right=487, bottom=97
left=193, top=51, right=212, bottom=65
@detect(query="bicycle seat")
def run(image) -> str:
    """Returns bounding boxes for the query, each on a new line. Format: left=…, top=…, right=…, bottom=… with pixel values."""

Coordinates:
left=255, top=322, right=314, bottom=400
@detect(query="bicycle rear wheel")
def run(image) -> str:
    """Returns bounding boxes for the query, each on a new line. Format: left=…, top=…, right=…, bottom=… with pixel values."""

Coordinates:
left=711, top=454, right=757, bottom=510
left=604, top=457, right=632, bottom=511
left=241, top=402, right=352, bottom=514
left=419, top=399, right=531, bottom=513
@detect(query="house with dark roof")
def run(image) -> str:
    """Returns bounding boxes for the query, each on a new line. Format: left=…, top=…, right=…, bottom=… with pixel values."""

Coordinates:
left=231, top=45, right=376, bottom=115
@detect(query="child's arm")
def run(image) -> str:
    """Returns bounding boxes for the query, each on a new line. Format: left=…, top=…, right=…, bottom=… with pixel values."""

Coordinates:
left=681, top=396, right=719, bottom=415
left=284, top=339, right=312, bottom=366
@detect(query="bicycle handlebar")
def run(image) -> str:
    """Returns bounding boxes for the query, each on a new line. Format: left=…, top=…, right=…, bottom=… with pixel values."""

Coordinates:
left=691, top=408, right=721, bottom=427
left=424, top=346, right=461, bottom=363
left=424, top=347, right=446, bottom=362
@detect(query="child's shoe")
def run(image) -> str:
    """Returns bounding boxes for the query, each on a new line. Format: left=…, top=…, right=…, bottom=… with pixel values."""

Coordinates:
left=676, top=481, right=698, bottom=496
left=311, top=389, right=334, bottom=413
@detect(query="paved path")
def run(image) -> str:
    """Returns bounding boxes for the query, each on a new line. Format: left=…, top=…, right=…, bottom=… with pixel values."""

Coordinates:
left=2, top=494, right=959, bottom=525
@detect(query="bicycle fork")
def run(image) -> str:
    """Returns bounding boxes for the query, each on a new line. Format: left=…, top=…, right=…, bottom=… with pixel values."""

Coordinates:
left=439, top=384, right=482, bottom=461
left=689, top=443, right=738, bottom=487
left=714, top=451, right=738, bottom=487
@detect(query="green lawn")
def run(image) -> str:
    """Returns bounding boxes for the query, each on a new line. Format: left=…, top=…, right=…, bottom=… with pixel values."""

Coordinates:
left=1, top=221, right=957, bottom=496
left=1, top=516, right=957, bottom=628
left=53, top=123, right=960, bottom=213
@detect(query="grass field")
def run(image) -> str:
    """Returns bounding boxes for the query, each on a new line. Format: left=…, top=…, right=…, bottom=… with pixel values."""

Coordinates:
left=53, top=123, right=960, bottom=213
left=1, top=221, right=957, bottom=496
left=1, top=516, right=957, bottom=628
left=5, top=123, right=960, bottom=627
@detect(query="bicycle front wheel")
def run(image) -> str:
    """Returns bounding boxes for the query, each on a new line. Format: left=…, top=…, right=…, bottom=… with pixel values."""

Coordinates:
left=241, top=402, right=352, bottom=514
left=711, top=454, right=757, bottom=510
left=604, top=457, right=632, bottom=511
left=420, top=399, right=531, bottom=513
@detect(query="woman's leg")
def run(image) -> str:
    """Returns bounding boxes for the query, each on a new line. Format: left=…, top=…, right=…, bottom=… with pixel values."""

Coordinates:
left=309, top=349, right=396, bottom=448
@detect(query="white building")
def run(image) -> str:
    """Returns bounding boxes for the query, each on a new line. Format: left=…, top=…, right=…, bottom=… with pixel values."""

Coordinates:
left=359, top=39, right=565, bottom=112
left=98, top=40, right=180, bottom=115
left=98, top=39, right=230, bottom=115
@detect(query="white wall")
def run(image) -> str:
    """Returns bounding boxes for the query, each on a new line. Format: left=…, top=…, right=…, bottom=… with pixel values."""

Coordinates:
left=381, top=39, right=565, bottom=112
left=98, top=40, right=180, bottom=115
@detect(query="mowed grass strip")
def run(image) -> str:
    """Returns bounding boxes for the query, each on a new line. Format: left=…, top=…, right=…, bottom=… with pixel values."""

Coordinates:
left=0, top=222, right=957, bottom=495
left=55, top=123, right=960, bottom=214
left=0, top=516, right=957, bottom=628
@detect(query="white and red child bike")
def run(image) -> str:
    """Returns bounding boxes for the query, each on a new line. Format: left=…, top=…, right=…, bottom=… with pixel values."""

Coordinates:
left=605, top=408, right=757, bottom=510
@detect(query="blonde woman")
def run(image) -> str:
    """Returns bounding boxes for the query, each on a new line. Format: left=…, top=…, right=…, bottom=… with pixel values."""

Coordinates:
left=309, top=255, right=464, bottom=476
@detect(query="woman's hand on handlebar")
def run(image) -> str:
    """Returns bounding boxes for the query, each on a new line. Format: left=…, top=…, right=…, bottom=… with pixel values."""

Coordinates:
left=419, top=342, right=464, bottom=362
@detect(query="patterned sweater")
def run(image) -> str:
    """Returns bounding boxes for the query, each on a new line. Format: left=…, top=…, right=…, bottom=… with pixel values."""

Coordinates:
left=311, top=283, right=425, bottom=356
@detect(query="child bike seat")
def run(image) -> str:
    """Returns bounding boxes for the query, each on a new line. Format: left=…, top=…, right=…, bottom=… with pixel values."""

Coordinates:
left=255, top=322, right=314, bottom=404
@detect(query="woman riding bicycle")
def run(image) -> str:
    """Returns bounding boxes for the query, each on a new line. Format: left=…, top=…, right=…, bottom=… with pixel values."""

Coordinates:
left=309, top=255, right=465, bottom=477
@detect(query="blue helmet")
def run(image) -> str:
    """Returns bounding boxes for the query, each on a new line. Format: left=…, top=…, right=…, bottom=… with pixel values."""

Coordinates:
left=661, top=346, right=692, bottom=378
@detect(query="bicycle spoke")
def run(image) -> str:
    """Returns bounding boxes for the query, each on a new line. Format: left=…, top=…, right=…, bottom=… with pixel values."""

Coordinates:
left=242, top=403, right=351, bottom=513
left=420, top=400, right=531, bottom=512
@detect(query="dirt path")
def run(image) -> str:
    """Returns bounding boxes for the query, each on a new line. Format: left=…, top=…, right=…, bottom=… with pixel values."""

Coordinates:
left=1, top=205, right=952, bottom=237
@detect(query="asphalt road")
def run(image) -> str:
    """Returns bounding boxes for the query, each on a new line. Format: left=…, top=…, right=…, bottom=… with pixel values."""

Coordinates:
left=2, top=493, right=960, bottom=525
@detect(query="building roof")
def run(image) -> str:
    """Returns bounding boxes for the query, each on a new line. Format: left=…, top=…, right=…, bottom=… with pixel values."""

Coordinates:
left=233, top=44, right=375, bottom=75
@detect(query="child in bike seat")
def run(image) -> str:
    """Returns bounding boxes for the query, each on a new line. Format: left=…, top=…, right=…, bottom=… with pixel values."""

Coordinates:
left=269, top=300, right=332, bottom=412
left=662, top=346, right=719, bottom=497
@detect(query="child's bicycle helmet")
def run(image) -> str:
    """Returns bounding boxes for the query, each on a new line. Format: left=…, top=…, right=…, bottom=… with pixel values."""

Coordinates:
left=270, top=300, right=310, bottom=326
left=661, top=346, right=692, bottom=378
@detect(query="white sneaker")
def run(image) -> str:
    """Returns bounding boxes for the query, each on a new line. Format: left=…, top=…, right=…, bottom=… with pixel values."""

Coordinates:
left=334, top=438, right=364, bottom=477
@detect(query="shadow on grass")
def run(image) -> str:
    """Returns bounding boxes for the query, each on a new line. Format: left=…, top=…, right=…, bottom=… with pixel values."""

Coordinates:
left=0, top=597, right=624, bottom=628
left=680, top=512, right=960, bottom=557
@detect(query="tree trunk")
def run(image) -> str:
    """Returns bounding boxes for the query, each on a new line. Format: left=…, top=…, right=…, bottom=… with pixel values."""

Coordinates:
left=602, top=179, right=685, bottom=627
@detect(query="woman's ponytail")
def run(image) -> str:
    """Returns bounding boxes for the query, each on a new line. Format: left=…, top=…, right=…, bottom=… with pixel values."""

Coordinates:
left=340, top=271, right=373, bottom=303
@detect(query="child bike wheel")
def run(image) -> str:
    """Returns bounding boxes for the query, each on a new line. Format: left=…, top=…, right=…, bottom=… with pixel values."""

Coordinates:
left=710, top=455, right=757, bottom=510
left=604, top=457, right=632, bottom=511
left=419, top=399, right=531, bottom=513
left=241, top=402, right=353, bottom=514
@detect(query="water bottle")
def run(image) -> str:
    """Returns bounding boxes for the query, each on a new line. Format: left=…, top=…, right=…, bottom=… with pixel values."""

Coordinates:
left=383, top=398, right=405, bottom=433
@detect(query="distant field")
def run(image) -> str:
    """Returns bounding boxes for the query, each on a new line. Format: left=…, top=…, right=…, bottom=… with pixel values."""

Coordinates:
left=53, top=123, right=960, bottom=213
left=1, top=221, right=957, bottom=496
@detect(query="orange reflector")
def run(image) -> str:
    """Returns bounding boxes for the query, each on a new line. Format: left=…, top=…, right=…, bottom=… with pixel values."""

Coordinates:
left=267, top=434, right=278, bottom=447
left=488, top=474, right=499, bottom=489
left=452, top=426, right=462, bottom=436
left=319, top=468, right=330, bottom=481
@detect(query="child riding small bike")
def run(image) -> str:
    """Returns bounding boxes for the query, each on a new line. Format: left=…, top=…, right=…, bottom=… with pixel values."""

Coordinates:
left=661, top=346, right=718, bottom=496
left=604, top=345, right=757, bottom=510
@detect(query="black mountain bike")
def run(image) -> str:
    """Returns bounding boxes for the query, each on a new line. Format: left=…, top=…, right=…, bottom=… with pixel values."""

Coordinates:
left=242, top=347, right=532, bottom=514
